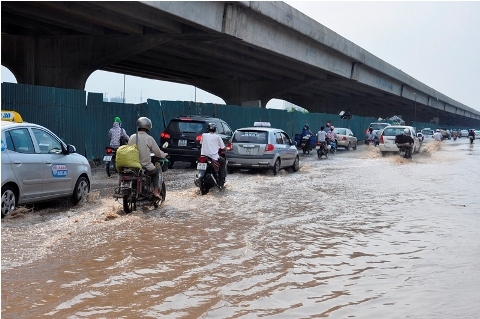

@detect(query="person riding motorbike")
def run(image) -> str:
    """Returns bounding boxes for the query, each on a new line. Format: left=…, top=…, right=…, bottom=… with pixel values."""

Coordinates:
left=200, top=123, right=227, bottom=189
left=326, top=125, right=337, bottom=151
left=317, top=126, right=327, bottom=145
left=468, top=129, right=476, bottom=143
left=301, top=124, right=313, bottom=137
left=395, top=128, right=414, bottom=158
left=128, top=117, right=168, bottom=199
left=432, top=129, right=443, bottom=141
left=109, top=116, right=129, bottom=148
left=366, top=127, right=376, bottom=144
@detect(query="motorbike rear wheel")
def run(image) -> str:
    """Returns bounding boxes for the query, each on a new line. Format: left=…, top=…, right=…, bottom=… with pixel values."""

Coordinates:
left=123, top=194, right=135, bottom=214
left=200, top=179, right=210, bottom=195
left=106, top=158, right=117, bottom=177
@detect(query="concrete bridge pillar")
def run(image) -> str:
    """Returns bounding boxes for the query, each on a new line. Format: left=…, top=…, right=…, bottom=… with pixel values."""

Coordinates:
left=1, top=35, right=167, bottom=90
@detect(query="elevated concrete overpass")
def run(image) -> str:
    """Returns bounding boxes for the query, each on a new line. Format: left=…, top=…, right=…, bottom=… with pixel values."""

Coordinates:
left=2, top=1, right=479, bottom=126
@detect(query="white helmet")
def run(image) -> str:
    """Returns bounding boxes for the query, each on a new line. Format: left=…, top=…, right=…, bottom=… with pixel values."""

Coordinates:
left=403, top=128, right=410, bottom=135
left=436, top=129, right=440, bottom=132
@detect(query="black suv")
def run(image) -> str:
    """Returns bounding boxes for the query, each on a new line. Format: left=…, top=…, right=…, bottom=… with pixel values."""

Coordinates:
left=160, top=115, right=233, bottom=168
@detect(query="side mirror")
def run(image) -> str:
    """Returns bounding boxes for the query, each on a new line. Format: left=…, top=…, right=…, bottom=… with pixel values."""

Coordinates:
left=66, top=144, right=76, bottom=154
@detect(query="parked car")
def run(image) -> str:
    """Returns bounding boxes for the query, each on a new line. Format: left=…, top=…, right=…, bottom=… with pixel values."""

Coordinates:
left=1, top=111, right=91, bottom=218
left=333, top=127, right=357, bottom=150
left=378, top=125, right=420, bottom=155
left=365, top=122, right=391, bottom=144
left=226, top=122, right=299, bottom=175
left=460, top=129, right=469, bottom=137
left=159, top=115, right=233, bottom=168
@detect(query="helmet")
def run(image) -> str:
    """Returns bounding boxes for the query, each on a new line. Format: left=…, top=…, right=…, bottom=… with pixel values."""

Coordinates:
left=403, top=128, right=410, bottom=135
left=136, top=117, right=152, bottom=131
left=436, top=129, right=440, bottom=132
left=207, top=123, right=216, bottom=132
left=304, top=124, right=309, bottom=130
left=369, top=127, right=374, bottom=132
left=114, top=116, right=121, bottom=123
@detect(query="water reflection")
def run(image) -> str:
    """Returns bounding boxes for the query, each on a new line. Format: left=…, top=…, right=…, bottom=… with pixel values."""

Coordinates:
left=2, top=139, right=479, bottom=318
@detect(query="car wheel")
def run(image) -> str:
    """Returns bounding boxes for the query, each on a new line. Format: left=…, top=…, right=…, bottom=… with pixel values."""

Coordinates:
left=270, top=158, right=280, bottom=176
left=381, top=151, right=387, bottom=157
left=291, top=155, right=299, bottom=172
left=71, top=176, right=90, bottom=205
left=353, top=142, right=357, bottom=150
left=346, top=142, right=351, bottom=151
left=1, top=185, right=17, bottom=219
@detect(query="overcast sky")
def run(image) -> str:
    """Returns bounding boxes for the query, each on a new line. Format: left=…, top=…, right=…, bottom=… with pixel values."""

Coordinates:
left=2, top=1, right=479, bottom=112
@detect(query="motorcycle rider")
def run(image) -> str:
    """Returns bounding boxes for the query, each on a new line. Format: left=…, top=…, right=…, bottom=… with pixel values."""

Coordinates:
left=326, top=125, right=337, bottom=151
left=317, top=126, right=327, bottom=144
left=301, top=124, right=313, bottom=137
left=109, top=116, right=129, bottom=148
left=468, top=129, right=476, bottom=143
left=432, top=129, right=443, bottom=141
left=201, top=123, right=227, bottom=189
left=395, top=128, right=414, bottom=158
left=128, top=117, right=168, bottom=199
left=366, top=127, right=375, bottom=144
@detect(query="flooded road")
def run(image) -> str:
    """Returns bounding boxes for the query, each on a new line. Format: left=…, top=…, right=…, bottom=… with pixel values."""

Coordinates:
left=2, top=138, right=479, bottom=318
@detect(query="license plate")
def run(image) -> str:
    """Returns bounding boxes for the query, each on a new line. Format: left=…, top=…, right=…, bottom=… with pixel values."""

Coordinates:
left=103, top=155, right=112, bottom=161
left=197, top=163, right=207, bottom=170
left=178, top=139, right=187, bottom=146
left=315, top=146, right=320, bottom=150
left=120, top=181, right=131, bottom=188
left=245, top=148, right=253, bottom=155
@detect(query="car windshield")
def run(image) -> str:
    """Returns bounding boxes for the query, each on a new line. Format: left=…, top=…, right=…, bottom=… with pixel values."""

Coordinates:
left=334, top=128, right=346, bottom=135
left=422, top=129, right=434, bottom=135
left=168, top=121, right=204, bottom=134
left=233, top=130, right=268, bottom=143
left=371, top=123, right=389, bottom=130
left=383, top=127, right=409, bottom=136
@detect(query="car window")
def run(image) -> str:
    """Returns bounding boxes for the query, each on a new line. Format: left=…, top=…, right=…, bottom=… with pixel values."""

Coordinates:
left=214, top=121, right=225, bottom=134
left=169, top=121, right=204, bottom=134
left=281, top=132, right=290, bottom=144
left=334, top=128, right=346, bottom=135
left=233, top=130, right=268, bottom=144
left=383, top=128, right=408, bottom=136
left=32, top=128, right=63, bottom=154
left=371, top=123, right=389, bottom=130
left=221, top=122, right=232, bottom=136
left=5, top=128, right=35, bottom=154
left=347, top=129, right=353, bottom=136
left=274, top=132, right=284, bottom=144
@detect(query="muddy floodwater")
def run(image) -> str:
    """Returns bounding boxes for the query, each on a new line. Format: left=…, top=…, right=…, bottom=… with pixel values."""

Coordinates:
left=2, top=138, right=479, bottom=318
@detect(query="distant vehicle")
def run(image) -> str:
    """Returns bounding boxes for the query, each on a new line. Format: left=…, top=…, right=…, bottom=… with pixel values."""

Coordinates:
left=421, top=128, right=434, bottom=140
left=1, top=111, right=91, bottom=218
left=159, top=115, right=233, bottom=168
left=417, top=132, right=425, bottom=143
left=333, top=127, right=358, bottom=150
left=460, top=129, right=469, bottom=137
left=475, top=130, right=480, bottom=139
left=226, top=122, right=299, bottom=175
left=378, top=125, right=420, bottom=155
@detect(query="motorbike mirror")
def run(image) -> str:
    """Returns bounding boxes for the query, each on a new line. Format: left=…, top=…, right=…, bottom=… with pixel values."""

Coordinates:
left=162, top=142, right=169, bottom=148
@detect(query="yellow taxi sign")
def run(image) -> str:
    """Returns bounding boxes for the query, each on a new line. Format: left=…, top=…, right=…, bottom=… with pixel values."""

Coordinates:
left=1, top=110, right=23, bottom=123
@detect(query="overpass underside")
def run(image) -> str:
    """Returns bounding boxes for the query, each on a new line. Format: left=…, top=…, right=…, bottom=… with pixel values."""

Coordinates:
left=1, top=1, right=479, bottom=127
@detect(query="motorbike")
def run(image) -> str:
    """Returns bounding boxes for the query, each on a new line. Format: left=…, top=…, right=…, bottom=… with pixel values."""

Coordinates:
left=104, top=146, right=117, bottom=177
left=366, top=137, right=379, bottom=146
left=300, top=134, right=314, bottom=154
left=114, top=150, right=170, bottom=214
left=469, top=135, right=475, bottom=144
left=194, top=149, right=226, bottom=195
left=326, top=138, right=337, bottom=153
left=316, top=141, right=329, bottom=158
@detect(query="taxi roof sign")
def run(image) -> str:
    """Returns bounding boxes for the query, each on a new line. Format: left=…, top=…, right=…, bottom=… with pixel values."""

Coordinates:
left=1, top=110, right=23, bottom=123
left=254, top=122, right=271, bottom=127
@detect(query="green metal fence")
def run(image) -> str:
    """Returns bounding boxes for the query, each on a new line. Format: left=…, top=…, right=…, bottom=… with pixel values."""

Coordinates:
left=2, top=82, right=468, bottom=161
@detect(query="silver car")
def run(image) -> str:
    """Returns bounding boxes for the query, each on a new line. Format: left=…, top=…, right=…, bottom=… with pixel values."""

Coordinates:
left=1, top=113, right=91, bottom=218
left=226, top=123, right=299, bottom=175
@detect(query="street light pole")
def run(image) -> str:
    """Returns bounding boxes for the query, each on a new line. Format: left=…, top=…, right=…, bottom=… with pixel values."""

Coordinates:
left=414, top=93, right=417, bottom=123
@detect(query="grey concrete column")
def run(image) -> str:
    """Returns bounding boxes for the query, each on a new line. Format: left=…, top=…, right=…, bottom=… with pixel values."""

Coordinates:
left=1, top=35, right=168, bottom=90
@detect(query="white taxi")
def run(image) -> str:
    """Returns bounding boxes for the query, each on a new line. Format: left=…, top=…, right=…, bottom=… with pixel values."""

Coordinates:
left=1, top=111, right=91, bottom=218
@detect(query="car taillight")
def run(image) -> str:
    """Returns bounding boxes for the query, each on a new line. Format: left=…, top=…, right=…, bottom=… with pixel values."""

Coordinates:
left=105, top=147, right=113, bottom=154
left=226, top=142, right=233, bottom=151
left=380, top=135, right=384, bottom=144
left=196, top=135, right=202, bottom=142
left=342, top=136, right=347, bottom=141
left=161, top=131, right=170, bottom=139
left=265, top=144, right=275, bottom=151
